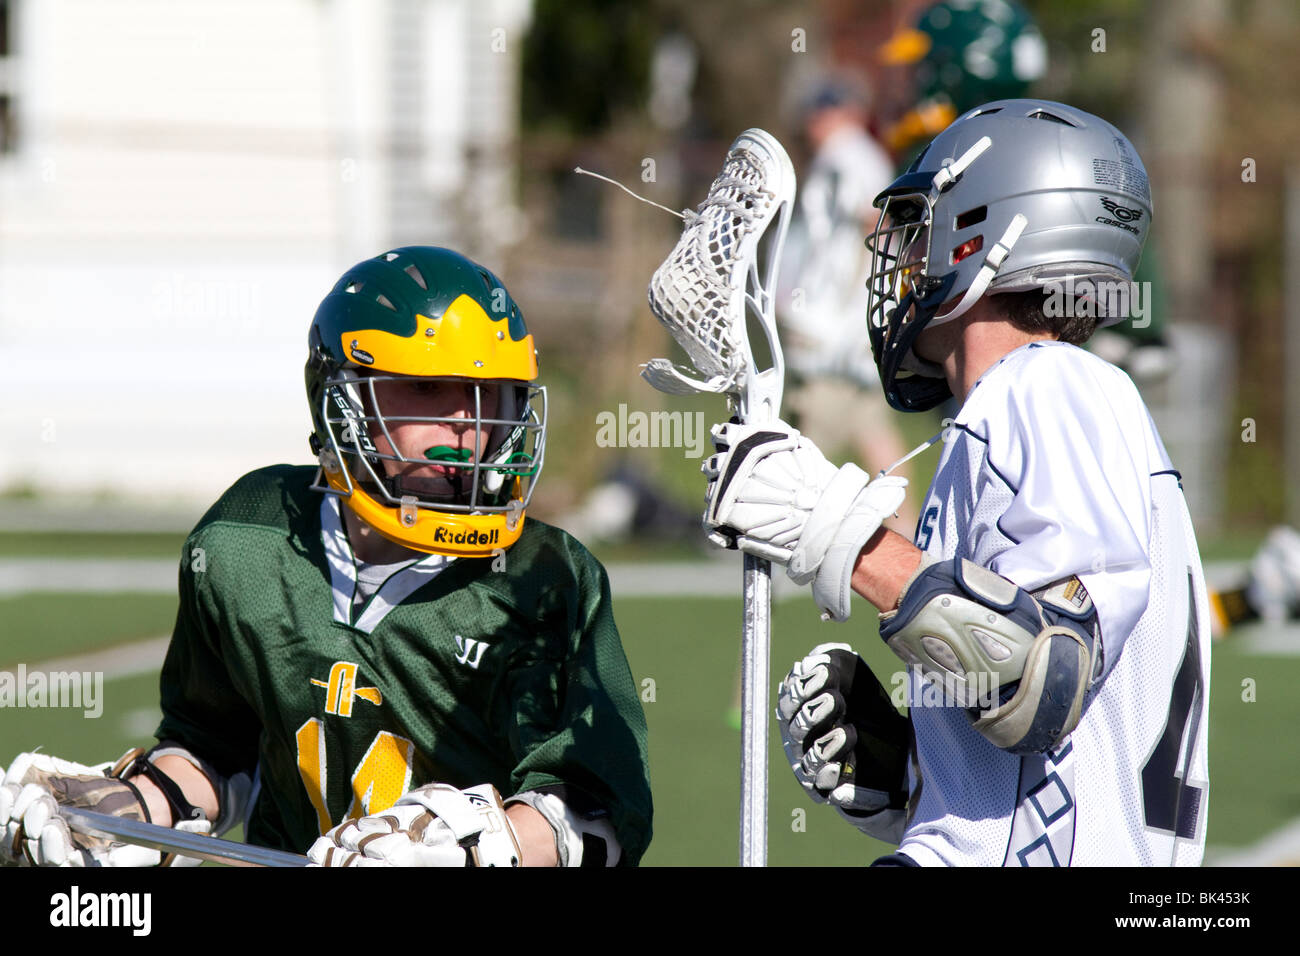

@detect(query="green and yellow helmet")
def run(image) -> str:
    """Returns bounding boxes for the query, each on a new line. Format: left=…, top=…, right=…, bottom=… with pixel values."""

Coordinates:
left=305, top=247, right=545, bottom=557
left=881, top=0, right=1047, bottom=155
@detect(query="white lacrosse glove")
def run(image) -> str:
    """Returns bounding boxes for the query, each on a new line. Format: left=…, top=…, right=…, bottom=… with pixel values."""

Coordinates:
left=702, top=419, right=908, bottom=620
left=307, top=783, right=522, bottom=868
left=1246, top=526, right=1300, bottom=624
left=0, top=750, right=211, bottom=867
left=777, top=643, right=911, bottom=844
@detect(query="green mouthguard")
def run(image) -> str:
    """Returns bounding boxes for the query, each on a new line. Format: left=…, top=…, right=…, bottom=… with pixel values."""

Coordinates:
left=423, top=446, right=473, bottom=463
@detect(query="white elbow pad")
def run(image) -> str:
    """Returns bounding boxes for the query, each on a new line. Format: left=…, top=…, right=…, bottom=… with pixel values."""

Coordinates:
left=879, top=558, right=1100, bottom=754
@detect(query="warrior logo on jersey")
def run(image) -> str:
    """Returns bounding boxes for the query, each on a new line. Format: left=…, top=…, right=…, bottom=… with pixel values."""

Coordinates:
left=454, top=635, right=490, bottom=670
left=310, top=661, right=383, bottom=717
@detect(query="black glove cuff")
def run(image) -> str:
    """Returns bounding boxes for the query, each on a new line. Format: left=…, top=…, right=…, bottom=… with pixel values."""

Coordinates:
left=116, top=756, right=205, bottom=825
left=112, top=776, right=153, bottom=824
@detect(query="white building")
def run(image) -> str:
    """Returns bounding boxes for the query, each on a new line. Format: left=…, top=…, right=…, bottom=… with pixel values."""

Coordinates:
left=0, top=0, right=530, bottom=506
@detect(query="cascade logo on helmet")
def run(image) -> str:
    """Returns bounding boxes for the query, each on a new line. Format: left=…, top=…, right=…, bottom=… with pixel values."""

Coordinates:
left=1099, top=197, right=1143, bottom=223
left=305, top=247, right=547, bottom=557
left=1095, top=215, right=1142, bottom=237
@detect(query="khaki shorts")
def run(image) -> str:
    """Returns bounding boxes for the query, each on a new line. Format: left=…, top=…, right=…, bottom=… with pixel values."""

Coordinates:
left=787, top=378, right=895, bottom=459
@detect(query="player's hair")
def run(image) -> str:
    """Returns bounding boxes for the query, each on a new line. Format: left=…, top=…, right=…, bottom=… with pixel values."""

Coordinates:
left=994, top=290, right=1099, bottom=346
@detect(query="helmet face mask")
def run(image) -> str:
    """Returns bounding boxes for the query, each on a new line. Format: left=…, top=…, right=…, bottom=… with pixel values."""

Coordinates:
left=867, top=194, right=958, bottom=413
left=866, top=99, right=1153, bottom=412
left=306, top=247, right=546, bottom=556
left=317, top=371, right=545, bottom=513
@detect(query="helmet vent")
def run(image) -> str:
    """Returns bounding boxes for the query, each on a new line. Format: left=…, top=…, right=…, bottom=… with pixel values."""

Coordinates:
left=404, top=264, right=428, bottom=289
left=951, top=235, right=984, bottom=264
left=1027, top=109, right=1076, bottom=127
left=344, top=281, right=363, bottom=294
left=955, top=206, right=987, bottom=229
left=383, top=252, right=400, bottom=261
left=375, top=293, right=396, bottom=311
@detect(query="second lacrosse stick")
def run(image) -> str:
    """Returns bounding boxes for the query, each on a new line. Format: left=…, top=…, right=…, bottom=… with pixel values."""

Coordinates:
left=644, top=128, right=795, bottom=866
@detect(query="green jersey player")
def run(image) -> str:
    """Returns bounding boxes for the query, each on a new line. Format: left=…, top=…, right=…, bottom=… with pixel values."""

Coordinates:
left=0, top=247, right=652, bottom=868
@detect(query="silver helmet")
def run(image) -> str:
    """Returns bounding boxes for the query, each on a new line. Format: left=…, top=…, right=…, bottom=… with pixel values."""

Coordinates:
left=866, top=99, right=1152, bottom=411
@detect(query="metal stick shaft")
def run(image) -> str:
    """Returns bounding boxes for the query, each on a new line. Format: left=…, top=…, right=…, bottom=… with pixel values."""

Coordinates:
left=739, top=553, right=771, bottom=866
left=62, top=808, right=310, bottom=868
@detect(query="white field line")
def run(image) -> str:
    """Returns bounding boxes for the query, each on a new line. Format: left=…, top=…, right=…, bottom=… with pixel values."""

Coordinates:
left=0, top=557, right=807, bottom=600
left=0, top=559, right=178, bottom=596
left=0, top=504, right=197, bottom=534
left=1234, top=628, right=1300, bottom=656
left=2, top=557, right=1296, bottom=651
left=606, top=561, right=806, bottom=601
left=9, top=636, right=172, bottom=684
left=1206, top=816, right=1300, bottom=866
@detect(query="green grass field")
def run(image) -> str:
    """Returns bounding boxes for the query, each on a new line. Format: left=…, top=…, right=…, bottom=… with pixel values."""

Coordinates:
left=1, top=532, right=1296, bottom=866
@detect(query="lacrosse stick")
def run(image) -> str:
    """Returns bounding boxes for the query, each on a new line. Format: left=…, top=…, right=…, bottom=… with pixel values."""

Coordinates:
left=62, top=808, right=310, bottom=867
left=644, top=128, right=795, bottom=866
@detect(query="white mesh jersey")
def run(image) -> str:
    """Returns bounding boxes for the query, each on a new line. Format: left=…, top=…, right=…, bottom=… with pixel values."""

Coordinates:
left=896, top=341, right=1211, bottom=867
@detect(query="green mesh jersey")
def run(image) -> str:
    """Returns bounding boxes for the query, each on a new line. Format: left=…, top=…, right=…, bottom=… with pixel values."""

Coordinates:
left=156, top=465, right=652, bottom=863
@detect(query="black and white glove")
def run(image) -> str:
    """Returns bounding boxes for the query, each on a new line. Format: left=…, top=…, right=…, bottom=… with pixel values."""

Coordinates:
left=702, top=420, right=908, bottom=620
left=0, top=750, right=211, bottom=867
left=777, top=643, right=910, bottom=843
left=307, top=783, right=522, bottom=867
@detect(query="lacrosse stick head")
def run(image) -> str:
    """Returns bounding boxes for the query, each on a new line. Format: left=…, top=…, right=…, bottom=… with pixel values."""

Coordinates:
left=644, top=129, right=795, bottom=424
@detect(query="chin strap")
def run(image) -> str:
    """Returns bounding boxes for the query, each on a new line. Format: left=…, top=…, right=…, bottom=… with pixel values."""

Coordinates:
left=930, top=136, right=992, bottom=193
left=929, top=213, right=1029, bottom=329
left=918, top=136, right=1023, bottom=330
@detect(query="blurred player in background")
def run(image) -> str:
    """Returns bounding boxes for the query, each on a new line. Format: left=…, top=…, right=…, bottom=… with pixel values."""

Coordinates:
left=778, top=78, right=912, bottom=505
left=0, top=247, right=652, bottom=868
left=877, top=0, right=1047, bottom=163
left=1209, top=526, right=1300, bottom=637
left=704, top=100, right=1211, bottom=865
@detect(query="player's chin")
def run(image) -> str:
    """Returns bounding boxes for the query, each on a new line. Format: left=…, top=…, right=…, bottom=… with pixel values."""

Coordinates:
left=392, top=469, right=465, bottom=498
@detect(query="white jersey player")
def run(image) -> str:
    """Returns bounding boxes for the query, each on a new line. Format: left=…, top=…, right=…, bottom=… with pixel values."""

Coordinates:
left=701, top=99, right=1210, bottom=866
left=902, top=341, right=1209, bottom=865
